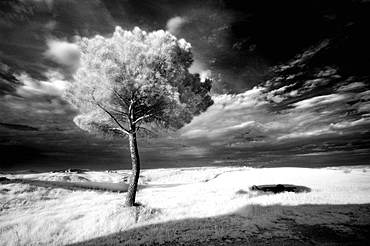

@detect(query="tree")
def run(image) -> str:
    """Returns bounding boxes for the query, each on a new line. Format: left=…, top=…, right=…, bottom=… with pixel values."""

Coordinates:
left=63, top=27, right=213, bottom=206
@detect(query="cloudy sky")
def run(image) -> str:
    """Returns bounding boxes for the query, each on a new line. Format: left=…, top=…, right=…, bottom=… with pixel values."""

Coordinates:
left=1, top=0, right=370, bottom=171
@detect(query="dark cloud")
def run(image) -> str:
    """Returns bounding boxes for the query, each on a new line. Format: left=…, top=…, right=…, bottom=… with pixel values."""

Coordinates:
left=0, top=144, right=43, bottom=170
left=0, top=0, right=34, bottom=28
left=0, top=122, right=39, bottom=131
left=198, top=0, right=370, bottom=93
left=0, top=67, right=22, bottom=96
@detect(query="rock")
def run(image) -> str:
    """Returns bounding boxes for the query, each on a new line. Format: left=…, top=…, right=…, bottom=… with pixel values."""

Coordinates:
left=251, top=184, right=300, bottom=193
left=0, top=177, right=9, bottom=181
left=275, top=184, right=286, bottom=193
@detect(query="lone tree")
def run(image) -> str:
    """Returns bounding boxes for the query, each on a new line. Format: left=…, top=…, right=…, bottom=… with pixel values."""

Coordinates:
left=63, top=27, right=213, bottom=206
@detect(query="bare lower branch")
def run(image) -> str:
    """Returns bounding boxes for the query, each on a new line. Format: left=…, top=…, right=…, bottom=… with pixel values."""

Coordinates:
left=97, top=104, right=130, bottom=135
left=91, top=94, right=130, bottom=135
left=109, top=108, right=129, bottom=119
left=113, top=89, right=130, bottom=108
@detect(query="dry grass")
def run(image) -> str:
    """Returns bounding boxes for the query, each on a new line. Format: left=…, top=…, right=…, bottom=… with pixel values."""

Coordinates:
left=1, top=166, right=370, bottom=245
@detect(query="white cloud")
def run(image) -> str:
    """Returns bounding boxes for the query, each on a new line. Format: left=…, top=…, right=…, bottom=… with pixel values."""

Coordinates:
left=181, top=87, right=269, bottom=139
left=166, top=16, right=186, bottom=35
left=338, top=82, right=366, bottom=92
left=44, top=70, right=71, bottom=91
left=15, top=71, right=70, bottom=97
left=303, top=78, right=329, bottom=90
left=44, top=39, right=80, bottom=70
left=292, top=94, right=347, bottom=109
left=359, top=90, right=370, bottom=100
left=216, top=87, right=267, bottom=111
left=294, top=151, right=345, bottom=156
left=180, top=77, right=370, bottom=148
left=277, top=127, right=336, bottom=140
left=265, top=83, right=297, bottom=103
left=329, top=118, right=370, bottom=130
left=227, top=121, right=260, bottom=131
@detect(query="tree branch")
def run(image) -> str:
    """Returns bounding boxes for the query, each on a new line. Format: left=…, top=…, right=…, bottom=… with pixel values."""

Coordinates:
left=113, top=89, right=130, bottom=108
left=109, top=108, right=129, bottom=119
left=133, top=113, right=153, bottom=125
left=129, top=99, right=134, bottom=121
left=98, top=104, right=130, bottom=135
left=128, top=94, right=139, bottom=123
left=134, top=98, right=166, bottom=123
left=110, top=127, right=130, bottom=135
left=91, top=94, right=130, bottom=135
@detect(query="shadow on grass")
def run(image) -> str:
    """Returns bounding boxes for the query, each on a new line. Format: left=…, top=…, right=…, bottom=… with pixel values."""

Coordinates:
left=66, top=203, right=370, bottom=246
left=1, top=178, right=129, bottom=192
left=1, top=178, right=186, bottom=193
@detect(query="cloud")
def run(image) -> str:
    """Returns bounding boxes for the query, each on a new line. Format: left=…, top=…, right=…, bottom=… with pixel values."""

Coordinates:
left=182, top=84, right=344, bottom=143
left=0, top=62, right=23, bottom=96
left=189, top=59, right=207, bottom=74
left=44, top=20, right=57, bottom=31
left=294, top=151, right=346, bottom=156
left=15, top=71, right=70, bottom=97
left=175, top=146, right=209, bottom=157
left=338, top=82, right=366, bottom=92
left=277, top=127, right=335, bottom=140
left=292, top=94, right=348, bottom=109
left=264, top=83, right=297, bottom=103
left=44, top=70, right=71, bottom=91
left=329, top=118, right=370, bottom=130
left=359, top=103, right=370, bottom=113
left=22, top=0, right=54, bottom=10
left=0, top=1, right=34, bottom=28
left=31, top=98, right=70, bottom=115
left=180, top=77, right=370, bottom=151
left=181, top=87, right=269, bottom=139
left=166, top=16, right=186, bottom=35
left=0, top=122, right=39, bottom=131
left=44, top=39, right=81, bottom=71
left=0, top=62, right=10, bottom=73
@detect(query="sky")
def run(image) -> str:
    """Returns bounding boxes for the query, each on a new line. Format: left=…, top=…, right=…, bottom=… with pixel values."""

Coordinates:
left=1, top=0, right=370, bottom=171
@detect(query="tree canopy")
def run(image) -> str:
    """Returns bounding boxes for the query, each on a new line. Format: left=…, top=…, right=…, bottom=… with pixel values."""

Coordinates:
left=64, top=26, right=213, bottom=139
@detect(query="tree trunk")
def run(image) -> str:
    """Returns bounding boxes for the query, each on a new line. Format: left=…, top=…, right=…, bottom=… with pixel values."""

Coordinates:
left=125, top=131, right=141, bottom=206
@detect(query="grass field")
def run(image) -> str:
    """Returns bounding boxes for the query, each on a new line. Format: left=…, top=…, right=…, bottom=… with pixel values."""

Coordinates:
left=1, top=166, right=370, bottom=245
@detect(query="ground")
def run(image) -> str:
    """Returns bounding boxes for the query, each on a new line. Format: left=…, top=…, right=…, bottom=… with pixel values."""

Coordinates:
left=1, top=165, right=370, bottom=245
